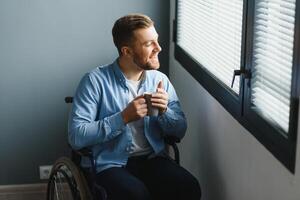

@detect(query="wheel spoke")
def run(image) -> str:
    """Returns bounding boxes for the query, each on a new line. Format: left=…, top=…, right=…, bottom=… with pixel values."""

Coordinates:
left=47, top=157, right=90, bottom=200
left=57, top=172, right=66, bottom=200
left=54, top=176, right=60, bottom=200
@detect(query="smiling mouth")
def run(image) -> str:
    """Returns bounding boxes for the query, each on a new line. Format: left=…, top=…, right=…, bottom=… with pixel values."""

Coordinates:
left=150, top=58, right=159, bottom=64
left=150, top=54, right=159, bottom=60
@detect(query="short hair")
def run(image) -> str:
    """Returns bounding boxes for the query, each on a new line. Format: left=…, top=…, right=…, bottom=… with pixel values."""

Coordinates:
left=112, top=14, right=154, bottom=54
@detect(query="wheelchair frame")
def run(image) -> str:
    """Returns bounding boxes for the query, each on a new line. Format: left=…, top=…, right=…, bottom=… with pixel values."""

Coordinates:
left=46, top=97, right=181, bottom=200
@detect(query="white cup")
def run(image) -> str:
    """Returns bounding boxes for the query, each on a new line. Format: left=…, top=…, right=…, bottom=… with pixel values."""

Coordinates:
left=143, top=92, right=159, bottom=116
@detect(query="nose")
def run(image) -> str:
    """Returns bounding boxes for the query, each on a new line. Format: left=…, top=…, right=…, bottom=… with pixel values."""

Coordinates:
left=154, top=41, right=162, bottom=52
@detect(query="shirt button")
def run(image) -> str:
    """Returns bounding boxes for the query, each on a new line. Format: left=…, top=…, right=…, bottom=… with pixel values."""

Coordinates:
left=126, top=146, right=130, bottom=152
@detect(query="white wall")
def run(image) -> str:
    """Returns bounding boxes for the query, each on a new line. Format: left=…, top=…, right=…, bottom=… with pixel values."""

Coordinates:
left=169, top=1, right=300, bottom=200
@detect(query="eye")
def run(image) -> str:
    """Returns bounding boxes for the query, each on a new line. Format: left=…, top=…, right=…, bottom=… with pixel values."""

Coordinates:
left=145, top=41, right=152, bottom=47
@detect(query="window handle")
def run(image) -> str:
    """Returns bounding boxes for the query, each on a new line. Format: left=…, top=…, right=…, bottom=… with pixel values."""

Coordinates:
left=231, top=69, right=251, bottom=88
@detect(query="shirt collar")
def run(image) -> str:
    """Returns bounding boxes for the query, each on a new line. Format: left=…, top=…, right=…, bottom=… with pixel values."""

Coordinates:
left=112, top=58, right=147, bottom=86
left=112, top=59, right=127, bottom=85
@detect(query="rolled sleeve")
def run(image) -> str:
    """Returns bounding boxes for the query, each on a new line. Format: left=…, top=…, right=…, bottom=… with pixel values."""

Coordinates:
left=157, top=101, right=187, bottom=139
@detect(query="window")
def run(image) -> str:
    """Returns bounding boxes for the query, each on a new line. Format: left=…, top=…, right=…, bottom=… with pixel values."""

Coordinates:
left=174, top=0, right=300, bottom=172
left=177, top=0, right=243, bottom=94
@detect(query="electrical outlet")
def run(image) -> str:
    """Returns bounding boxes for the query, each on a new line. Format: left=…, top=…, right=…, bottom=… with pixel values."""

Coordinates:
left=39, top=165, right=52, bottom=179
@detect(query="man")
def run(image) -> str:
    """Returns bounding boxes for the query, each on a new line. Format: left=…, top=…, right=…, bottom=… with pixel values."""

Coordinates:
left=69, top=14, right=201, bottom=200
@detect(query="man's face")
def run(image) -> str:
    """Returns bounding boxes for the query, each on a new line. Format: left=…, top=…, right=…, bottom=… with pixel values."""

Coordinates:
left=129, top=26, right=162, bottom=70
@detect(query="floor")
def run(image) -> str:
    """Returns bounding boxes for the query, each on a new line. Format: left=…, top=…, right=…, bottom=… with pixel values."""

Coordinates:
left=0, top=184, right=46, bottom=200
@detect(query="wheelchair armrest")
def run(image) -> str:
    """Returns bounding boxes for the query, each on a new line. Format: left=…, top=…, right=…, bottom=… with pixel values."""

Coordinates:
left=70, top=146, right=94, bottom=166
left=164, top=135, right=180, bottom=145
left=164, top=135, right=181, bottom=165
left=72, top=147, right=93, bottom=158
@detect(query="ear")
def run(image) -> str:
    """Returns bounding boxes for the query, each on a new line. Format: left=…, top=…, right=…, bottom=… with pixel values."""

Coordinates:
left=120, top=46, right=132, bottom=57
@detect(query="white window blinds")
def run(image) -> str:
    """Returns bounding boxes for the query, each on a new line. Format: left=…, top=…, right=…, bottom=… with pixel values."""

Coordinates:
left=251, top=0, right=296, bottom=134
left=177, top=0, right=244, bottom=94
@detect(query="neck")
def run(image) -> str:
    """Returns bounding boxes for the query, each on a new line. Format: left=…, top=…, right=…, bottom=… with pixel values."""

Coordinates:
left=118, top=56, right=144, bottom=81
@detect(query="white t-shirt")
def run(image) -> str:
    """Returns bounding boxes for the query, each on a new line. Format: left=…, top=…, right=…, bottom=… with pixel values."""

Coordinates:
left=126, top=79, right=153, bottom=157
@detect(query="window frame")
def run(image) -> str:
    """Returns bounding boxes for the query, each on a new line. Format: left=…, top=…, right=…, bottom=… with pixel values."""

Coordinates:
left=174, top=0, right=300, bottom=173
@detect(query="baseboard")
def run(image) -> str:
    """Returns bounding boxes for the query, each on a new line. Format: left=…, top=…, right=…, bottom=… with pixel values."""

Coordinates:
left=0, top=183, right=47, bottom=200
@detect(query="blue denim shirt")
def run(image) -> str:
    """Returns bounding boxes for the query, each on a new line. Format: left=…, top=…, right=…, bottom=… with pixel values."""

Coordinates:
left=68, top=59, right=187, bottom=173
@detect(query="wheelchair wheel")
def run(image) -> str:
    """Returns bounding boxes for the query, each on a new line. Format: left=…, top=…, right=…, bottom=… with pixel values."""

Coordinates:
left=47, top=157, right=92, bottom=200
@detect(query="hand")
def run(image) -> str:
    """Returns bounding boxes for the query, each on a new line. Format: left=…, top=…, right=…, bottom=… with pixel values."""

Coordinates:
left=121, top=95, right=148, bottom=124
left=151, top=81, right=168, bottom=114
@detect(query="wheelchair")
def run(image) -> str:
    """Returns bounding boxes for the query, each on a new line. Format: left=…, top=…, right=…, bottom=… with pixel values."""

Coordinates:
left=47, top=96, right=181, bottom=200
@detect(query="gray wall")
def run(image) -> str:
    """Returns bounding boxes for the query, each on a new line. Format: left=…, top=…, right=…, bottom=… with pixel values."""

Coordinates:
left=169, top=1, right=300, bottom=200
left=0, top=0, right=170, bottom=185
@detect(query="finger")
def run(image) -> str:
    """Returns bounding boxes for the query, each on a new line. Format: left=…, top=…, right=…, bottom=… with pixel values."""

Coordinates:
left=152, top=90, right=168, bottom=97
left=155, top=88, right=166, bottom=94
left=134, top=94, right=146, bottom=101
left=151, top=92, right=163, bottom=98
left=138, top=104, right=148, bottom=109
left=151, top=102, right=167, bottom=109
left=157, top=80, right=163, bottom=90
left=151, top=95, right=168, bottom=101
left=151, top=99, right=168, bottom=107
left=152, top=95, right=168, bottom=101
left=136, top=97, right=146, bottom=104
left=137, top=108, right=148, bottom=116
left=151, top=98, right=167, bottom=104
left=137, top=109, right=148, bottom=115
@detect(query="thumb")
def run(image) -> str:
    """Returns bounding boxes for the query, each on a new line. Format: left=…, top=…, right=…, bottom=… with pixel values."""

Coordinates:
left=134, top=94, right=144, bottom=100
left=157, top=80, right=163, bottom=92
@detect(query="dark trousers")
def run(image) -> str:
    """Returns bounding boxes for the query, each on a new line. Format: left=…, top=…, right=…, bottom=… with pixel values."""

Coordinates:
left=95, top=156, right=201, bottom=200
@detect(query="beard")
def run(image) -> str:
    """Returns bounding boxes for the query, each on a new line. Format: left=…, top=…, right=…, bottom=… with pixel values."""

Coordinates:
left=132, top=54, right=160, bottom=70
